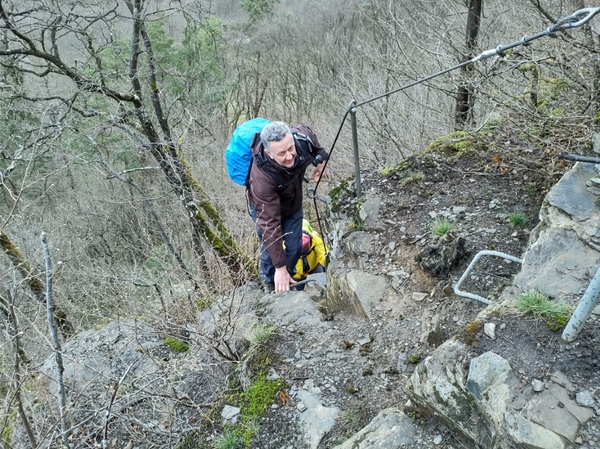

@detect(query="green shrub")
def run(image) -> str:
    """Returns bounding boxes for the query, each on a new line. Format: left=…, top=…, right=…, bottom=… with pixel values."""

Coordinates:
left=241, top=374, right=286, bottom=418
left=400, top=171, right=425, bottom=186
left=425, top=131, right=479, bottom=154
left=408, top=353, right=421, bottom=364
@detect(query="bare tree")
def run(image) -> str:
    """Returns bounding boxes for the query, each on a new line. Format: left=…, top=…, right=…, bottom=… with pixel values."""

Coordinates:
left=0, top=0, right=258, bottom=289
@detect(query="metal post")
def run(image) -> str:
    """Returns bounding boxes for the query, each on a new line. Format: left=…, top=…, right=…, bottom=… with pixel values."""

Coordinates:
left=562, top=264, right=600, bottom=342
left=349, top=101, right=362, bottom=198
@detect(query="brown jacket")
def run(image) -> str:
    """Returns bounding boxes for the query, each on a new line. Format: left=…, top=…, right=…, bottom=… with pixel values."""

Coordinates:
left=248, top=124, right=328, bottom=268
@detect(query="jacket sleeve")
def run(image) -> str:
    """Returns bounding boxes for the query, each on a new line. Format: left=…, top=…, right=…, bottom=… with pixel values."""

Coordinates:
left=250, top=172, right=287, bottom=268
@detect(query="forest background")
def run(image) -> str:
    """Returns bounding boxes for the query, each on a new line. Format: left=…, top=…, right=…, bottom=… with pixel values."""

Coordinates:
left=0, top=0, right=598, bottom=447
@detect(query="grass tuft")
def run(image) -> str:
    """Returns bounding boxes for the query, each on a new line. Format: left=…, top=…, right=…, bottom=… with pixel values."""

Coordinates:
left=245, top=324, right=278, bottom=349
left=508, top=212, right=529, bottom=226
left=430, top=217, right=458, bottom=237
left=337, top=409, right=364, bottom=436
left=213, top=427, right=242, bottom=449
left=516, top=290, right=574, bottom=330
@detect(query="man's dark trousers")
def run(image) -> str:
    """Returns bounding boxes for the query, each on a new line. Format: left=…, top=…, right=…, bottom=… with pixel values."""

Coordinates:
left=250, top=207, right=303, bottom=285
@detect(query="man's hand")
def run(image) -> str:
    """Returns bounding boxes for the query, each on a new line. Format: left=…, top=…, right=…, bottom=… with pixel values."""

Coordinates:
left=274, top=266, right=296, bottom=293
left=311, top=161, right=325, bottom=183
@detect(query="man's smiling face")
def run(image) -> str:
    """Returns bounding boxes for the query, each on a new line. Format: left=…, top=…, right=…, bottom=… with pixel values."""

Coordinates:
left=266, top=133, right=296, bottom=168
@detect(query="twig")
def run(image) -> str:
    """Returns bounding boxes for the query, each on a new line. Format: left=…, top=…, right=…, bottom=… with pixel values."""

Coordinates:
left=410, top=231, right=431, bottom=244
left=106, top=165, right=160, bottom=178
left=102, top=362, right=137, bottom=449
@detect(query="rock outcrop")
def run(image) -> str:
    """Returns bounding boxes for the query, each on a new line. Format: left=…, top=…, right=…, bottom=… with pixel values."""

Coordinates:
left=321, top=161, right=600, bottom=448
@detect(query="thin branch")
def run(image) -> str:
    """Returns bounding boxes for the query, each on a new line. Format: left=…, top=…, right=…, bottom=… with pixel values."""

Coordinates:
left=139, top=20, right=172, bottom=138
left=0, top=2, right=136, bottom=103
left=106, top=165, right=161, bottom=179
left=3, top=290, right=37, bottom=448
left=526, top=0, right=557, bottom=24
left=0, top=231, right=74, bottom=337
left=41, top=232, right=71, bottom=449
left=96, top=156, right=200, bottom=290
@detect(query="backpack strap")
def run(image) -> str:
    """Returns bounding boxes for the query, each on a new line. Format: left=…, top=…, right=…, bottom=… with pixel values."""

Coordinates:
left=291, top=130, right=315, bottom=157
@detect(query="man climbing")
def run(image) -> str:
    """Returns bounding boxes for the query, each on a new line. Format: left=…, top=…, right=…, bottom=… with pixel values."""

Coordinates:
left=292, top=219, right=328, bottom=289
left=247, top=121, right=328, bottom=293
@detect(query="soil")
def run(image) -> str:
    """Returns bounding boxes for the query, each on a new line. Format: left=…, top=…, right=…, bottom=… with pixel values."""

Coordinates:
left=246, top=133, right=600, bottom=449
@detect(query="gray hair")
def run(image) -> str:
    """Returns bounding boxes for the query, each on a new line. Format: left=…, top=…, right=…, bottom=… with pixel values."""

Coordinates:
left=260, top=121, right=291, bottom=151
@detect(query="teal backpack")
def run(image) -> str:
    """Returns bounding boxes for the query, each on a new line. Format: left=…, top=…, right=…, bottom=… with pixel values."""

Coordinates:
left=225, top=117, right=270, bottom=186
left=225, top=118, right=320, bottom=188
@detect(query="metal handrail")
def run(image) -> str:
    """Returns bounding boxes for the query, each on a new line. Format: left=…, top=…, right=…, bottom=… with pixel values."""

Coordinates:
left=562, top=264, right=600, bottom=342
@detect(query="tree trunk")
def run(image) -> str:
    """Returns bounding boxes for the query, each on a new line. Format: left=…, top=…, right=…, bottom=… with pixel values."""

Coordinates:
left=455, top=0, right=483, bottom=129
left=0, top=231, right=74, bottom=338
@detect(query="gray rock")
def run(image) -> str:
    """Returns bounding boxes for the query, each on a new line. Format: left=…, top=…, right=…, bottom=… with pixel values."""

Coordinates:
left=576, top=390, right=595, bottom=408
left=334, top=408, right=416, bottom=449
left=466, top=351, right=512, bottom=401
left=550, top=371, right=574, bottom=391
left=297, top=402, right=308, bottom=412
left=408, top=340, right=493, bottom=446
left=397, top=352, right=409, bottom=373
left=513, top=227, right=598, bottom=301
left=547, top=382, right=595, bottom=424
left=260, top=290, right=327, bottom=330
left=296, top=389, right=339, bottom=448
left=512, top=396, right=528, bottom=410
left=326, top=267, right=392, bottom=320
left=532, top=379, right=545, bottom=392
left=483, top=322, right=496, bottom=339
left=359, top=197, right=382, bottom=230
left=522, top=389, right=580, bottom=442
left=221, top=405, right=240, bottom=422
left=505, top=413, right=566, bottom=449
left=387, top=269, right=409, bottom=278
left=345, top=231, right=373, bottom=256
left=546, top=162, right=598, bottom=222
left=412, top=292, right=428, bottom=302
left=593, top=132, right=600, bottom=153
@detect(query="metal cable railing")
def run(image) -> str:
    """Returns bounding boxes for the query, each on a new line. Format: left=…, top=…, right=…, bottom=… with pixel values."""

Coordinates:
left=309, top=8, right=600, bottom=340
left=312, top=7, right=600, bottom=203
